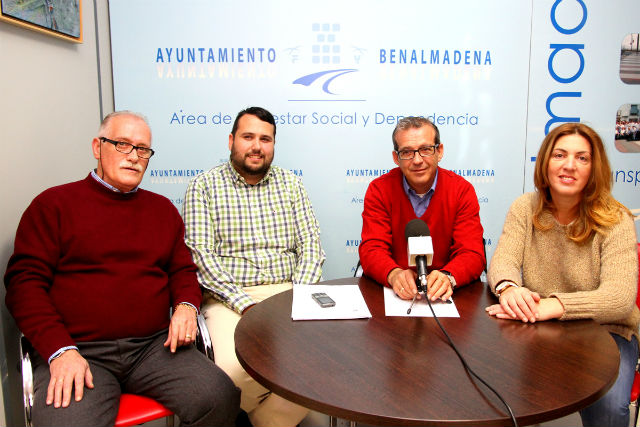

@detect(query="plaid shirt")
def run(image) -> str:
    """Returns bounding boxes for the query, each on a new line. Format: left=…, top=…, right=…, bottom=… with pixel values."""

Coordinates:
left=183, top=161, right=325, bottom=313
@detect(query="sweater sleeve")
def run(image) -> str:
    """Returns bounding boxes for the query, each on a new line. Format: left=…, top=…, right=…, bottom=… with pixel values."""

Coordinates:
left=359, top=179, right=400, bottom=286
left=552, top=213, right=638, bottom=323
left=487, top=194, right=530, bottom=292
left=4, top=196, right=76, bottom=361
left=166, top=207, right=203, bottom=311
left=439, top=178, right=486, bottom=286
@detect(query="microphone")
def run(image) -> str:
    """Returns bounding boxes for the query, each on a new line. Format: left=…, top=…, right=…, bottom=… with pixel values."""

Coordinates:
left=405, top=219, right=433, bottom=293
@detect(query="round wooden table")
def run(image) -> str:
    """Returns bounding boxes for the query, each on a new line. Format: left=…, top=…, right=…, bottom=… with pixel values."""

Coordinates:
left=235, top=277, right=619, bottom=426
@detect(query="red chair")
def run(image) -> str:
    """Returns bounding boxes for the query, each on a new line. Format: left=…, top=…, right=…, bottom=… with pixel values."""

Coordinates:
left=115, top=394, right=173, bottom=427
left=19, top=314, right=213, bottom=426
left=630, top=243, right=640, bottom=426
left=19, top=335, right=175, bottom=427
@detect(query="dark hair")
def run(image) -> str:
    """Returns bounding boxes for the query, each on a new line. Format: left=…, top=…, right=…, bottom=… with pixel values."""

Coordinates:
left=391, top=116, right=440, bottom=150
left=231, top=107, right=276, bottom=137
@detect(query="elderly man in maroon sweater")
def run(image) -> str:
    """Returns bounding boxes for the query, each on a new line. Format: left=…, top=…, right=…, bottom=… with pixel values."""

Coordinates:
left=4, top=111, right=239, bottom=426
left=360, top=116, right=485, bottom=302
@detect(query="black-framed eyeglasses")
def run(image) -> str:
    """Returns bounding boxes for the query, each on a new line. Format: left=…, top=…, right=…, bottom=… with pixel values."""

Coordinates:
left=99, top=137, right=155, bottom=159
left=395, top=145, right=439, bottom=160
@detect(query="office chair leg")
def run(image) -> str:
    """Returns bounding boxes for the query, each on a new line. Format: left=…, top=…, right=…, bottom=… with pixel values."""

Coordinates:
left=329, top=416, right=357, bottom=427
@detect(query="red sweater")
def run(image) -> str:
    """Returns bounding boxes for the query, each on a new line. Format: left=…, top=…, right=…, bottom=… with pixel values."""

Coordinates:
left=359, top=167, right=485, bottom=287
left=4, top=175, right=202, bottom=361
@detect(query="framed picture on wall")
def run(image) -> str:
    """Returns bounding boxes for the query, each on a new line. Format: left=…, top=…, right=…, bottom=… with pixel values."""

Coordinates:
left=0, top=0, right=82, bottom=43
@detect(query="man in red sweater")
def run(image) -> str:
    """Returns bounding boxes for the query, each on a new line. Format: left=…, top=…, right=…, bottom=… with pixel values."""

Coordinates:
left=359, top=116, right=485, bottom=302
left=4, top=111, right=239, bottom=426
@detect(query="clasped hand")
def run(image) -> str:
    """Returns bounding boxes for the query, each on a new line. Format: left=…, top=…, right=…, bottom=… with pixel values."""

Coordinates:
left=388, top=268, right=453, bottom=302
left=485, top=286, right=564, bottom=323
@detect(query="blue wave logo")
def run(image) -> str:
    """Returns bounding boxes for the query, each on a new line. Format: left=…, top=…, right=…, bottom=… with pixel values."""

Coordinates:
left=293, top=69, right=358, bottom=95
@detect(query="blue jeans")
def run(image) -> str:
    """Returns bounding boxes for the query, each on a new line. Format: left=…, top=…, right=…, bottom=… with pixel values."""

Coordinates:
left=580, top=333, right=639, bottom=427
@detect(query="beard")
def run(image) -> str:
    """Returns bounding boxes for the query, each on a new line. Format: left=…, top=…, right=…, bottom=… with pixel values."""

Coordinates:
left=230, top=145, right=273, bottom=178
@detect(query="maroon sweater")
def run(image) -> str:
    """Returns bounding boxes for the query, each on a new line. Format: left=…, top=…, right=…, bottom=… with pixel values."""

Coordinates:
left=5, top=174, right=202, bottom=361
left=359, top=167, right=485, bottom=287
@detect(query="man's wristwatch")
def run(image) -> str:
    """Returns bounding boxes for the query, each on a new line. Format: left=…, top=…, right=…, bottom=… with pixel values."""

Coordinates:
left=440, top=270, right=456, bottom=289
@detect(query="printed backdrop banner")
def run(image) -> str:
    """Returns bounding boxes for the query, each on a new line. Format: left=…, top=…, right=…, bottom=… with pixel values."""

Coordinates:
left=109, top=0, right=640, bottom=280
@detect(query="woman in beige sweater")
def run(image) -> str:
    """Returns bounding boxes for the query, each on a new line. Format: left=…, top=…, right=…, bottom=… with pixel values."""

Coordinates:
left=486, top=123, right=638, bottom=427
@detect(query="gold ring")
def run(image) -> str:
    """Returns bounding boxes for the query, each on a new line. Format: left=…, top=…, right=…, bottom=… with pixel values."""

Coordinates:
left=57, top=378, right=63, bottom=383
left=186, top=334, right=192, bottom=339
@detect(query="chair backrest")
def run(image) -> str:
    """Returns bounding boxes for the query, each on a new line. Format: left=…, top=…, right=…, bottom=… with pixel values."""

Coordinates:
left=631, top=243, right=640, bottom=405
left=195, top=314, right=214, bottom=362
left=483, top=237, right=488, bottom=273
left=19, top=336, right=34, bottom=427
left=354, top=260, right=363, bottom=278
left=636, top=243, right=640, bottom=310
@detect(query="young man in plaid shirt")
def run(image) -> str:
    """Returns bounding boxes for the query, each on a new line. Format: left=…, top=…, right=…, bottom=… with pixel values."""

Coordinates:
left=183, top=106, right=325, bottom=427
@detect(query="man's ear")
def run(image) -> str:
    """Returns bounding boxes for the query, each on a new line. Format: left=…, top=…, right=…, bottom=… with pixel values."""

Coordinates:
left=228, top=134, right=234, bottom=151
left=92, top=137, right=101, bottom=160
left=436, top=143, right=444, bottom=162
left=392, top=150, right=400, bottom=167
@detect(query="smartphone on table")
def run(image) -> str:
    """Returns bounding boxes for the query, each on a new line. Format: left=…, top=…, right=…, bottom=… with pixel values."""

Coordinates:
left=311, top=292, right=336, bottom=308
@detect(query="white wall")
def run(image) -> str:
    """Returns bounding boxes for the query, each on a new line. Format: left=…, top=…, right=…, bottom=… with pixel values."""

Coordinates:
left=0, top=1, right=113, bottom=424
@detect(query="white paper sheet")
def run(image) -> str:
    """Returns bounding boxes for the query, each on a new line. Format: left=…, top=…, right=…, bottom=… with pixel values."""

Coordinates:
left=291, top=284, right=372, bottom=320
left=383, top=287, right=460, bottom=317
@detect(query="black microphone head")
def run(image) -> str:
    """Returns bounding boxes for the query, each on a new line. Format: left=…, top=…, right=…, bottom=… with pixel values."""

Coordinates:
left=405, top=219, right=431, bottom=239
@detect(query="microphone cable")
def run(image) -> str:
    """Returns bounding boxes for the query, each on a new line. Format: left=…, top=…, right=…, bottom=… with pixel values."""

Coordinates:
left=422, top=286, right=519, bottom=427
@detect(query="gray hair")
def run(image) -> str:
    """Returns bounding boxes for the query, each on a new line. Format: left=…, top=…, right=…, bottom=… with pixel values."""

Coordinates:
left=99, top=110, right=151, bottom=137
left=391, top=116, right=440, bottom=150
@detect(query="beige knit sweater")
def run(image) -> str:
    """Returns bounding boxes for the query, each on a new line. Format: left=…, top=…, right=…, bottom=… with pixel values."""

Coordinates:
left=488, top=192, right=639, bottom=341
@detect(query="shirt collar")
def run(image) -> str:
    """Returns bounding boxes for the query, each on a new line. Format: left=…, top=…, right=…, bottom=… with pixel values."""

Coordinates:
left=90, top=169, right=139, bottom=193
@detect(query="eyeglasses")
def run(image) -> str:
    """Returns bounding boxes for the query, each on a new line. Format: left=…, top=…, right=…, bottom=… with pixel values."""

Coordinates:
left=100, top=137, right=155, bottom=159
left=395, top=145, right=439, bottom=160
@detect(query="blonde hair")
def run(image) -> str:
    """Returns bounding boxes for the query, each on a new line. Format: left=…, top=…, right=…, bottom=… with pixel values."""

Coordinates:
left=532, top=122, right=630, bottom=243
